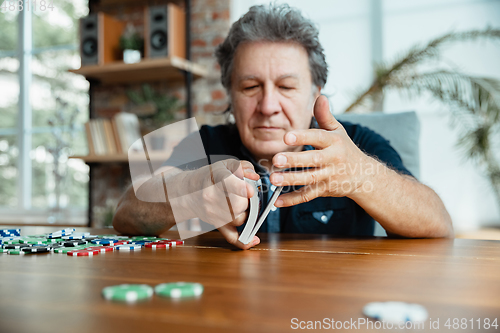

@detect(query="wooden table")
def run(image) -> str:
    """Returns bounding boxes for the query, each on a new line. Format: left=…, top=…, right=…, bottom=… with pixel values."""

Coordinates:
left=1, top=226, right=499, bottom=333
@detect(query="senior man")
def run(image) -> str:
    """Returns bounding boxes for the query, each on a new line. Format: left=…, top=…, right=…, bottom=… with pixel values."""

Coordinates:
left=113, top=4, right=453, bottom=249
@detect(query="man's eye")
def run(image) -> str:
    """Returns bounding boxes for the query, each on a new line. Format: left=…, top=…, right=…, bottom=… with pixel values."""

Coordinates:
left=280, top=86, right=293, bottom=90
left=244, top=85, right=258, bottom=90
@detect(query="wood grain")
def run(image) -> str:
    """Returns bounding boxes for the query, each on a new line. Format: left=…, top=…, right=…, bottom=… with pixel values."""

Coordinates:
left=1, top=226, right=499, bottom=333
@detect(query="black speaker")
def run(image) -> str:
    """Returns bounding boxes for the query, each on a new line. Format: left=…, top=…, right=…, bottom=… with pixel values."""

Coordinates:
left=80, top=14, right=98, bottom=66
left=145, top=4, right=185, bottom=59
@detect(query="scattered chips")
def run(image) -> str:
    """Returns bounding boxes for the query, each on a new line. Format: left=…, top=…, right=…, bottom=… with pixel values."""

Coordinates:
left=102, top=284, right=153, bottom=303
left=155, top=282, right=204, bottom=299
left=363, top=302, right=428, bottom=324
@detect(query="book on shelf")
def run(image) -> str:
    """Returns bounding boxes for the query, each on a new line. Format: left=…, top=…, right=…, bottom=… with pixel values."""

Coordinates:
left=84, top=112, right=141, bottom=157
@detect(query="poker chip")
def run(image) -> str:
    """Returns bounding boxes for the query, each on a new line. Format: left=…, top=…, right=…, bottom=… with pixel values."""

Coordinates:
left=154, top=282, right=204, bottom=298
left=47, top=243, right=65, bottom=250
left=145, top=242, right=171, bottom=249
left=113, top=241, right=130, bottom=245
left=131, top=236, right=158, bottom=241
left=155, top=239, right=184, bottom=246
left=21, top=246, right=50, bottom=253
left=54, top=245, right=88, bottom=253
left=62, top=240, right=87, bottom=247
left=8, top=250, right=26, bottom=255
left=102, top=284, right=153, bottom=303
left=2, top=243, right=31, bottom=250
left=85, top=246, right=114, bottom=253
left=67, top=249, right=100, bottom=257
left=20, top=238, right=45, bottom=244
left=114, top=244, right=142, bottom=251
left=62, top=232, right=91, bottom=240
left=0, top=248, right=9, bottom=253
left=363, top=302, right=428, bottom=323
left=91, top=239, right=119, bottom=245
left=47, top=228, right=75, bottom=238
left=166, top=240, right=184, bottom=246
left=129, top=241, right=153, bottom=245
left=1, top=237, right=22, bottom=244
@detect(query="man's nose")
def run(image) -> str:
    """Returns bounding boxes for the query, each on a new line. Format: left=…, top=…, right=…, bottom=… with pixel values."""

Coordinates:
left=258, top=86, right=281, bottom=116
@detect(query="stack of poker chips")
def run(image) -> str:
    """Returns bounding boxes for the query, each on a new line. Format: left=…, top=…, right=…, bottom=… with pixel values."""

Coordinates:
left=0, top=228, right=184, bottom=256
left=0, top=228, right=21, bottom=238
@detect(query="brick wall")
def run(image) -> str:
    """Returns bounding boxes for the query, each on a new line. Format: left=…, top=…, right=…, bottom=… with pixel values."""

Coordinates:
left=88, top=0, right=231, bottom=226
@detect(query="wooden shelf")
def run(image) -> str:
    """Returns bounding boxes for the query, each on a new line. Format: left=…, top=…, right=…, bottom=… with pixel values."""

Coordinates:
left=70, top=151, right=173, bottom=163
left=70, top=155, right=128, bottom=163
left=69, top=56, right=208, bottom=85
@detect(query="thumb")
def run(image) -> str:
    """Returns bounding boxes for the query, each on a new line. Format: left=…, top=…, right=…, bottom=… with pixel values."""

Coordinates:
left=314, top=95, right=341, bottom=131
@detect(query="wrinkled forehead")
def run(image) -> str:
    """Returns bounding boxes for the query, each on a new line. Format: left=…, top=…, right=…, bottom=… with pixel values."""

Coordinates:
left=230, top=41, right=313, bottom=85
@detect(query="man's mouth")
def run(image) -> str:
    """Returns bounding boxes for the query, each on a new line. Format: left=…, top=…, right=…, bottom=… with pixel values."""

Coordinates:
left=255, top=126, right=282, bottom=130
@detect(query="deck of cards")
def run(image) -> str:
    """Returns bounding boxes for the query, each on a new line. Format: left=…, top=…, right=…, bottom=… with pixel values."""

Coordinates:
left=238, top=178, right=283, bottom=245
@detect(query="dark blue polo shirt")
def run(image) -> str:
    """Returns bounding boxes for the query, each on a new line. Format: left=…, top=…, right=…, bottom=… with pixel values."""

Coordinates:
left=169, top=121, right=412, bottom=237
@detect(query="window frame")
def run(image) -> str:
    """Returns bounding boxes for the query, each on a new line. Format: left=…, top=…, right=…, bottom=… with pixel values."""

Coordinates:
left=0, top=7, right=87, bottom=225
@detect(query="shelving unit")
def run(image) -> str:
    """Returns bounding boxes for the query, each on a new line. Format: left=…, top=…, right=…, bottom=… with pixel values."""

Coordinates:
left=69, top=56, right=207, bottom=85
left=73, top=0, right=197, bottom=226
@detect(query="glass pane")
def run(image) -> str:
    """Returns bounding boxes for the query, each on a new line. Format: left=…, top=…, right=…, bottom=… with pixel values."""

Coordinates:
left=32, top=48, right=89, bottom=127
left=0, top=135, right=18, bottom=208
left=0, top=55, right=19, bottom=129
left=33, top=0, right=89, bottom=49
left=0, top=10, right=18, bottom=53
left=32, top=132, right=89, bottom=209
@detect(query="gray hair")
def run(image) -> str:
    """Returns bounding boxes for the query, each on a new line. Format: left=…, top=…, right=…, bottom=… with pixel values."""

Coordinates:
left=215, top=3, right=328, bottom=92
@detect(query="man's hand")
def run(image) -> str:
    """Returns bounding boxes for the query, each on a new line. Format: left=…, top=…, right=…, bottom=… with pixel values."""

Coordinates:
left=268, top=95, right=453, bottom=238
left=270, top=94, right=371, bottom=207
left=171, top=159, right=261, bottom=249
left=216, top=161, right=262, bottom=250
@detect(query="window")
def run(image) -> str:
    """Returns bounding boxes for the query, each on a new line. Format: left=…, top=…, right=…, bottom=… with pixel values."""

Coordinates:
left=0, top=0, right=90, bottom=224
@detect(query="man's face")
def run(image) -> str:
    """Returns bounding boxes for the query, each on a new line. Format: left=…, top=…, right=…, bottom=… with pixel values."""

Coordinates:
left=230, top=41, right=319, bottom=163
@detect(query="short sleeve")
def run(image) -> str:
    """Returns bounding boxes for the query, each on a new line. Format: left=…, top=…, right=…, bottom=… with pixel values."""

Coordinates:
left=340, top=121, right=414, bottom=177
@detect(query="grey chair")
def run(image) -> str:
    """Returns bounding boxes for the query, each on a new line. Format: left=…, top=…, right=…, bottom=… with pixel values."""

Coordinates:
left=336, top=111, right=421, bottom=236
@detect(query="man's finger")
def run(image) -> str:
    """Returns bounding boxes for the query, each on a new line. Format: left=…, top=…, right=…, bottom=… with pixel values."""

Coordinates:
left=273, top=185, right=321, bottom=207
left=241, top=160, right=260, bottom=181
left=270, top=168, right=330, bottom=187
left=218, top=223, right=260, bottom=250
left=314, top=95, right=341, bottom=131
left=284, top=129, right=335, bottom=149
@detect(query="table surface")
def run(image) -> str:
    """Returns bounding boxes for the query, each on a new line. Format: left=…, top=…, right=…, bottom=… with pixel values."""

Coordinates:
left=1, top=226, right=499, bottom=333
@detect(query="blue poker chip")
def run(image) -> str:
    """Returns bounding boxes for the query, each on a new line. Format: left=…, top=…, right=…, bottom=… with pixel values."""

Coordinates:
left=91, top=239, right=119, bottom=245
left=129, top=241, right=153, bottom=245
left=114, top=244, right=142, bottom=251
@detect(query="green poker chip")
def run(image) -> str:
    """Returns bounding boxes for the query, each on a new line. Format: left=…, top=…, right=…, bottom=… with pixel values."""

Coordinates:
left=154, top=282, right=204, bottom=299
left=54, top=245, right=88, bottom=253
left=20, top=238, right=45, bottom=244
left=8, top=250, right=26, bottom=255
left=131, top=236, right=158, bottom=241
left=102, top=284, right=153, bottom=303
left=0, top=249, right=9, bottom=253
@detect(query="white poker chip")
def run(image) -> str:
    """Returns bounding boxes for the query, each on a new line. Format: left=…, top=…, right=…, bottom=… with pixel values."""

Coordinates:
left=114, top=244, right=142, bottom=251
left=62, top=232, right=91, bottom=240
left=363, top=302, right=428, bottom=323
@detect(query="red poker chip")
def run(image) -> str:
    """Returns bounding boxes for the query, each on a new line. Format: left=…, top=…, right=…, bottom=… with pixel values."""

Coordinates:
left=157, top=239, right=184, bottom=246
left=67, top=249, right=100, bottom=257
left=145, top=242, right=171, bottom=249
left=85, top=246, right=114, bottom=253
left=113, top=241, right=129, bottom=245
left=167, top=240, right=184, bottom=246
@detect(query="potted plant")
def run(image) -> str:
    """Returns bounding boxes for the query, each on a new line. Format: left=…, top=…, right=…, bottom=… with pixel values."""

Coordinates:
left=120, top=23, right=144, bottom=64
left=126, top=84, right=182, bottom=150
left=344, top=28, right=500, bottom=210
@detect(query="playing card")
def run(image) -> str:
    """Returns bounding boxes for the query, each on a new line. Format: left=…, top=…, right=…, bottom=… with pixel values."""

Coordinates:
left=238, top=178, right=282, bottom=245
